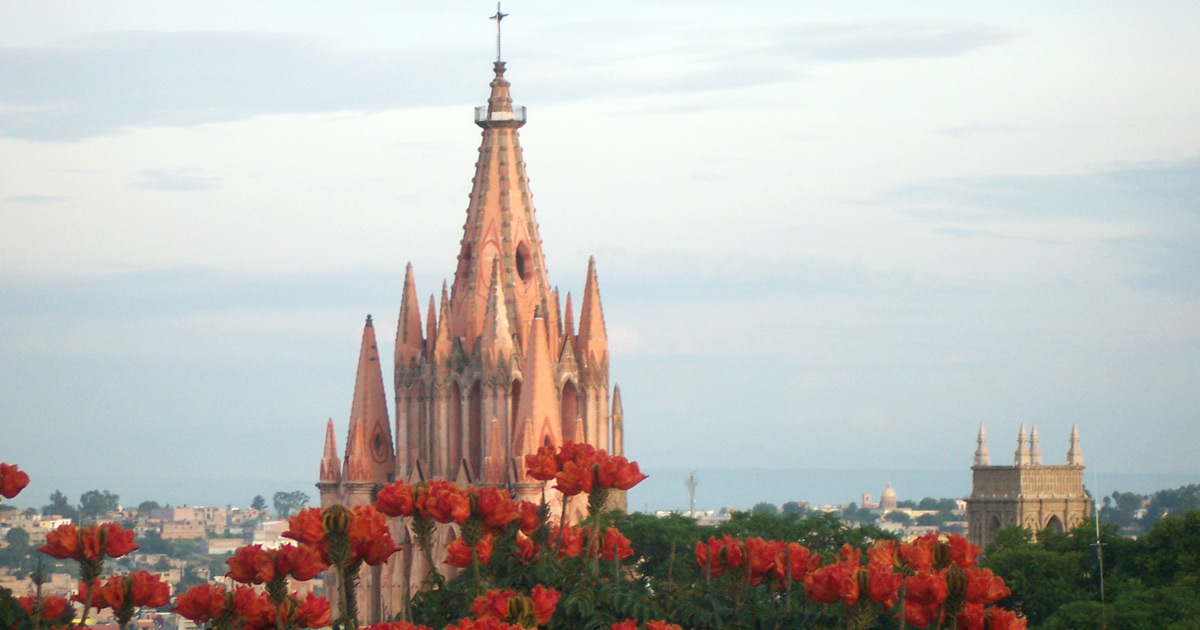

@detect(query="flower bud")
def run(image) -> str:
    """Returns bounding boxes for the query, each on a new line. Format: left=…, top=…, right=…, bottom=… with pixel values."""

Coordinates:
left=322, top=505, right=352, bottom=535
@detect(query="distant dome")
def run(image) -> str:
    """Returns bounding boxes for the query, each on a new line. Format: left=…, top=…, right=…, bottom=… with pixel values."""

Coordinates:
left=880, top=483, right=898, bottom=509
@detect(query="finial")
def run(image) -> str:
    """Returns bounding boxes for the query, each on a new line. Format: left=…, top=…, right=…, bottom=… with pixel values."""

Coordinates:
left=974, top=423, right=990, bottom=466
left=365, top=314, right=373, bottom=326
left=490, top=2, right=508, bottom=63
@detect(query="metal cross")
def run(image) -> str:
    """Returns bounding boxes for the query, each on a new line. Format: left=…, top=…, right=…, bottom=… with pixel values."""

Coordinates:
left=490, top=2, right=508, bottom=62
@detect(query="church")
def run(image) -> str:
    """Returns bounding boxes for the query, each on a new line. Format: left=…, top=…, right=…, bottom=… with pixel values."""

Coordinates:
left=314, top=48, right=625, bottom=621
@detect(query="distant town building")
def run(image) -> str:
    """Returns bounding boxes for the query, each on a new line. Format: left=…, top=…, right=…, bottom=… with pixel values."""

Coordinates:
left=966, top=423, right=1092, bottom=549
left=879, top=483, right=898, bottom=510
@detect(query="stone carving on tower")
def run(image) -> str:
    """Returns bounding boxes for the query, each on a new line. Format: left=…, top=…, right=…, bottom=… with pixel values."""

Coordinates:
left=316, top=51, right=623, bottom=622
left=966, top=424, right=1092, bottom=550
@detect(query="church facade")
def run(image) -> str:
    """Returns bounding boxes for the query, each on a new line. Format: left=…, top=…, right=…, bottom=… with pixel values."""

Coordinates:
left=965, top=424, right=1092, bottom=549
left=316, top=59, right=625, bottom=622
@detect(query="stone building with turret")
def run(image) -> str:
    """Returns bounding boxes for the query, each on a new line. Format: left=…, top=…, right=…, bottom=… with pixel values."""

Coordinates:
left=966, top=424, right=1092, bottom=549
left=316, top=56, right=625, bottom=622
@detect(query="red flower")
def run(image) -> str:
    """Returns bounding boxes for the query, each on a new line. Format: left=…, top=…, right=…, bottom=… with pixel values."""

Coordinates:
left=416, top=480, right=470, bottom=524
left=17, top=594, right=69, bottom=622
left=227, top=544, right=328, bottom=584
left=349, top=505, right=403, bottom=565
left=38, top=524, right=81, bottom=560
left=745, top=537, right=781, bottom=586
left=127, top=571, right=170, bottom=608
left=294, top=591, right=332, bottom=628
left=722, top=536, right=744, bottom=569
left=556, top=441, right=600, bottom=468
left=73, top=579, right=104, bottom=609
left=517, top=500, right=540, bottom=535
left=596, top=527, right=634, bottom=562
left=904, top=571, right=948, bottom=608
left=596, top=456, right=648, bottom=491
left=553, top=460, right=595, bottom=497
left=174, top=584, right=229, bottom=623
left=0, top=463, right=30, bottom=499
left=866, top=564, right=902, bottom=608
left=375, top=480, right=416, bottom=517
left=531, top=585, right=559, bottom=625
left=987, top=607, right=1027, bottom=630
left=899, top=539, right=933, bottom=571
left=476, top=534, right=494, bottom=565
left=226, top=545, right=269, bottom=584
left=551, top=525, right=584, bottom=559
left=903, top=601, right=940, bottom=629
left=283, top=507, right=326, bottom=546
left=611, top=621, right=638, bottom=630
left=804, top=562, right=858, bottom=606
left=469, top=589, right=516, bottom=619
left=100, top=523, right=139, bottom=558
left=867, top=540, right=898, bottom=569
left=231, top=586, right=275, bottom=630
left=964, top=567, right=1010, bottom=605
left=957, top=603, right=986, bottom=630
left=476, top=486, right=519, bottom=531
left=524, top=445, right=559, bottom=481
left=645, top=621, right=682, bottom=630
left=514, top=533, right=537, bottom=562
left=773, top=542, right=818, bottom=584
left=947, top=534, right=981, bottom=569
left=445, top=538, right=474, bottom=568
left=277, top=544, right=328, bottom=581
left=364, top=623, right=434, bottom=630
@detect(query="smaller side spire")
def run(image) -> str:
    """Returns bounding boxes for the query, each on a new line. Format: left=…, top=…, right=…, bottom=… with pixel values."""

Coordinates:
left=576, top=256, right=609, bottom=374
left=1014, top=423, right=1030, bottom=466
left=425, top=294, right=438, bottom=356
left=511, top=310, right=563, bottom=473
left=562, top=292, right=575, bottom=339
left=1066, top=423, right=1084, bottom=466
left=342, top=315, right=394, bottom=483
left=483, top=418, right=506, bottom=484
left=434, top=282, right=453, bottom=364
left=320, top=418, right=341, bottom=483
left=395, top=263, right=424, bottom=366
left=973, top=423, right=990, bottom=466
left=1029, top=425, right=1043, bottom=465
left=611, top=384, right=624, bottom=457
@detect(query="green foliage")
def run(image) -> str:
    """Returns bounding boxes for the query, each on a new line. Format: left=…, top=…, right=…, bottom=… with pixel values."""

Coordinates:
left=273, top=490, right=309, bottom=519
left=250, top=494, right=268, bottom=512
left=41, top=490, right=77, bottom=521
left=137, top=500, right=161, bottom=517
left=4, top=527, right=29, bottom=550
left=78, top=489, right=120, bottom=522
left=0, top=587, right=34, bottom=630
left=750, top=503, right=778, bottom=515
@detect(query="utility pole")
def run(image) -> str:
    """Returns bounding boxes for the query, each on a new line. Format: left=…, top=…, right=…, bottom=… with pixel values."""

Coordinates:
left=1092, top=502, right=1106, bottom=630
left=685, top=471, right=698, bottom=517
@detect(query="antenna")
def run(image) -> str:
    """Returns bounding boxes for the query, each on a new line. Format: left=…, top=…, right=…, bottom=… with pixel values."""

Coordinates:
left=1092, top=475, right=1107, bottom=630
left=489, top=2, right=508, bottom=63
left=685, top=471, right=698, bottom=517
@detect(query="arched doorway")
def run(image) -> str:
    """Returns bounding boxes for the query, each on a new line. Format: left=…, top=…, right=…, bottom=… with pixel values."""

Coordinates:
left=561, top=381, right=579, bottom=441
left=1044, top=515, right=1064, bottom=533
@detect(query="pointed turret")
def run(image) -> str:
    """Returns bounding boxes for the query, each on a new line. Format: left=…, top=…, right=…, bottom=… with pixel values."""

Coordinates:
left=342, top=315, right=395, bottom=483
left=425, top=295, right=437, bottom=356
left=434, top=283, right=453, bottom=365
left=395, top=263, right=424, bottom=367
left=480, top=259, right=515, bottom=365
left=511, top=310, right=562, bottom=475
left=611, top=385, right=624, bottom=456
left=576, top=256, right=609, bottom=375
left=1014, top=423, right=1030, bottom=466
left=449, top=60, right=553, bottom=347
left=320, top=419, right=341, bottom=483
left=562, top=292, right=575, bottom=340
left=1066, top=424, right=1083, bottom=466
left=973, top=423, right=990, bottom=466
left=483, top=418, right=506, bottom=484
left=1029, top=425, right=1043, bottom=465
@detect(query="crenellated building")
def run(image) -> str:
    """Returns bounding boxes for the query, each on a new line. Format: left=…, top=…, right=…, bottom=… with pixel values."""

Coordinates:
left=316, top=57, right=625, bottom=622
left=966, top=424, right=1092, bottom=549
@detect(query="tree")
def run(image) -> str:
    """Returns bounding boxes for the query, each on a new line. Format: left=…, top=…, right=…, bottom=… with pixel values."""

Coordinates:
left=42, top=490, right=77, bottom=521
left=883, top=511, right=911, bottom=525
left=137, top=500, right=161, bottom=517
left=781, top=501, right=808, bottom=516
left=78, top=490, right=120, bottom=522
left=750, top=502, right=778, bottom=515
left=273, top=491, right=309, bottom=519
left=4, top=527, right=30, bottom=551
left=250, top=495, right=268, bottom=512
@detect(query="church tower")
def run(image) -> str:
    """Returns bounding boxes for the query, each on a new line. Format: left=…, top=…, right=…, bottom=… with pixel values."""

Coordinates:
left=319, top=31, right=624, bottom=621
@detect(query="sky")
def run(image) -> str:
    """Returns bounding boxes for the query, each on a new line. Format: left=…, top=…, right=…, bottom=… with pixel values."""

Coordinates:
left=2, top=2, right=1198, bottom=511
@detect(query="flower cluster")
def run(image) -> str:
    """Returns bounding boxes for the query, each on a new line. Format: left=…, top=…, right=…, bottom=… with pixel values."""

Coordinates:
left=376, top=480, right=523, bottom=534
left=225, top=543, right=328, bottom=584
left=611, top=620, right=683, bottom=630
left=16, top=594, right=72, bottom=629
left=524, top=441, right=647, bottom=497
left=468, top=585, right=560, bottom=628
left=0, top=462, right=30, bottom=499
left=175, top=583, right=330, bottom=630
left=446, top=534, right=494, bottom=568
left=695, top=535, right=820, bottom=587
left=284, top=504, right=403, bottom=566
left=75, top=571, right=170, bottom=623
left=39, top=522, right=139, bottom=563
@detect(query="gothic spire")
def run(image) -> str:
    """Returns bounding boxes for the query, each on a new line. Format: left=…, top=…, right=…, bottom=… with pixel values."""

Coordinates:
left=576, top=256, right=609, bottom=374
left=320, top=418, right=341, bottom=483
left=1067, top=423, right=1084, bottom=466
left=511, top=310, right=562, bottom=472
left=611, top=384, right=624, bottom=456
left=395, top=263, right=424, bottom=367
left=481, top=258, right=515, bottom=364
left=343, top=316, right=394, bottom=482
left=973, top=423, right=990, bottom=466
left=1029, top=424, right=1043, bottom=465
left=1014, top=423, right=1030, bottom=466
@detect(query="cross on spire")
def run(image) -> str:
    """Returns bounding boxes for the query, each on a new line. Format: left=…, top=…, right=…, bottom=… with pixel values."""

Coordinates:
left=490, top=2, right=508, bottom=63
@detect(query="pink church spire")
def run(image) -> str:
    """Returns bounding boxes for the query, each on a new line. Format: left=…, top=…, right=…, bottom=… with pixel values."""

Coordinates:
left=576, top=256, right=609, bottom=373
left=511, top=310, right=562, bottom=475
left=395, top=263, right=424, bottom=367
left=342, top=315, right=394, bottom=483
left=320, top=418, right=341, bottom=483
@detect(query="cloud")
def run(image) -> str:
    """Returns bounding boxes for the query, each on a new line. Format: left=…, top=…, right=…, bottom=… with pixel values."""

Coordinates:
left=133, top=169, right=221, bottom=192
left=769, top=21, right=1018, bottom=62
left=2, top=195, right=70, bottom=205
left=0, top=32, right=481, bottom=141
left=934, top=123, right=1026, bottom=137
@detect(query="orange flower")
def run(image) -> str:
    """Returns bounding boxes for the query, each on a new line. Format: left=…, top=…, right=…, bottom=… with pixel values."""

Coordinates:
left=531, top=584, right=560, bottom=625
left=349, top=505, right=403, bottom=565
left=524, top=445, right=559, bottom=481
left=476, top=534, right=494, bottom=565
left=283, top=507, right=326, bottom=546
left=610, top=620, right=638, bottom=630
left=903, top=601, right=940, bottom=629
left=804, top=562, right=858, bottom=606
left=866, top=564, right=902, bottom=608
left=957, top=603, right=986, bottom=630
left=0, top=463, right=30, bottom=499
left=100, top=523, right=139, bottom=558
left=867, top=540, right=898, bottom=569
left=551, top=525, right=584, bottom=559
left=947, top=534, right=981, bottom=569
left=596, top=456, right=648, bottom=491
left=364, top=623, right=434, bottom=630
left=964, top=567, right=1010, bottom=605
left=773, top=542, right=819, bottom=584
left=553, top=460, right=595, bottom=497
left=515, top=533, right=537, bottom=563
left=226, top=545, right=269, bottom=584
left=174, top=584, right=229, bottom=624
left=417, top=480, right=471, bottom=524
left=517, top=500, right=540, bottom=535
left=231, top=586, right=275, bottom=630
left=127, top=571, right=170, bottom=608
left=445, top=538, right=475, bottom=568
left=645, top=621, right=682, bottom=630
left=375, top=480, right=416, bottom=517
left=596, top=527, right=634, bottom=562
left=38, top=524, right=81, bottom=560
left=294, top=591, right=331, bottom=628
left=899, top=539, right=933, bottom=571
left=745, top=537, right=781, bottom=586
left=476, top=486, right=519, bottom=531
left=556, top=441, right=600, bottom=468
left=469, top=588, right=515, bottom=619
left=904, top=571, right=948, bottom=608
